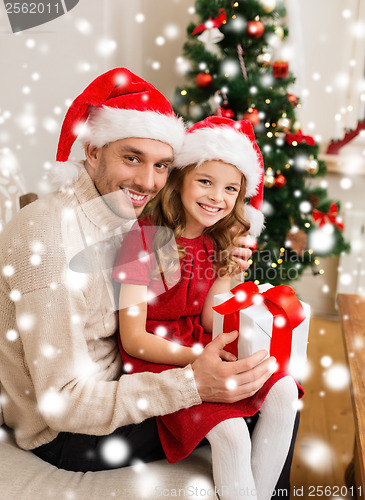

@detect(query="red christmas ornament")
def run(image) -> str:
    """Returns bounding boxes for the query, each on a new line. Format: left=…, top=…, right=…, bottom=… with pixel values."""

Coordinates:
left=275, top=174, right=287, bottom=188
left=247, top=20, right=265, bottom=38
left=215, top=107, right=235, bottom=119
left=287, top=93, right=298, bottom=107
left=196, top=72, right=213, bottom=88
left=273, top=60, right=289, bottom=78
left=242, top=108, right=260, bottom=127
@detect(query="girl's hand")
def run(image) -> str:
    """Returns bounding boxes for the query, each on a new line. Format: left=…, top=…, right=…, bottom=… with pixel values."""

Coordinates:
left=231, top=228, right=256, bottom=272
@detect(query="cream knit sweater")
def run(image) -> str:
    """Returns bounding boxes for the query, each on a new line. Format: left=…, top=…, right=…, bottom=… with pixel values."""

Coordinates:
left=0, top=166, right=201, bottom=450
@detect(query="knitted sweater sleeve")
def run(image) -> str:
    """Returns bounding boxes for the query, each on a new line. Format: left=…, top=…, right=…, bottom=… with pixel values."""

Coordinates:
left=0, top=199, right=201, bottom=440
left=16, top=285, right=200, bottom=435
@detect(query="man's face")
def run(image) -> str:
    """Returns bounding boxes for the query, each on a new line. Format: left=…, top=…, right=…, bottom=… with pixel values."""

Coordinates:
left=85, top=137, right=173, bottom=219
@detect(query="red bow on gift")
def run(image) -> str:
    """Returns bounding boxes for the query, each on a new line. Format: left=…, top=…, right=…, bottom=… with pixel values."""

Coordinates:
left=312, top=202, right=344, bottom=231
left=213, top=282, right=306, bottom=372
left=285, top=130, right=315, bottom=146
left=192, top=9, right=227, bottom=35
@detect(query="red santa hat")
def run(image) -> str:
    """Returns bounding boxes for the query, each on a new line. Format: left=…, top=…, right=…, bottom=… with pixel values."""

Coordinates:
left=53, top=68, right=185, bottom=186
left=173, top=116, right=265, bottom=236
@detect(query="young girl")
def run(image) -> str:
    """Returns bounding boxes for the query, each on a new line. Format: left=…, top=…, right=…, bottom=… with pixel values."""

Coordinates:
left=112, top=117, right=303, bottom=500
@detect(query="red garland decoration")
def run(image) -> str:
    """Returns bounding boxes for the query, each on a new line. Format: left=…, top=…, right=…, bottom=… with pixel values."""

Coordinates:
left=192, top=8, right=227, bottom=35
left=312, top=203, right=344, bottom=231
left=285, top=130, right=315, bottom=146
left=326, top=120, right=365, bottom=154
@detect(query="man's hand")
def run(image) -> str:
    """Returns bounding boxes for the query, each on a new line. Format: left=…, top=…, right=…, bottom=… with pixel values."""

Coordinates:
left=231, top=229, right=256, bottom=272
left=191, top=330, right=276, bottom=403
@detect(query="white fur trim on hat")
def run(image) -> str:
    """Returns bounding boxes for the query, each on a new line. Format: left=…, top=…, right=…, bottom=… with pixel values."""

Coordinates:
left=244, top=204, right=265, bottom=237
left=173, top=126, right=260, bottom=197
left=46, top=160, right=82, bottom=189
left=79, top=107, right=186, bottom=154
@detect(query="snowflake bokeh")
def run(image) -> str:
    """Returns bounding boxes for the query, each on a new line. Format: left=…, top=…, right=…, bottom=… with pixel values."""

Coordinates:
left=100, top=436, right=130, bottom=467
left=0, top=1, right=363, bottom=492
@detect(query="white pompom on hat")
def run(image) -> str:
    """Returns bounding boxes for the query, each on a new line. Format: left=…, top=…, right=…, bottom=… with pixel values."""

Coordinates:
left=54, top=67, right=185, bottom=186
left=173, top=116, right=265, bottom=236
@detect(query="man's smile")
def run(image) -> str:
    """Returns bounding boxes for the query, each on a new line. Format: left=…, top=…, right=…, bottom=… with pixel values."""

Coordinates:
left=121, top=188, right=149, bottom=206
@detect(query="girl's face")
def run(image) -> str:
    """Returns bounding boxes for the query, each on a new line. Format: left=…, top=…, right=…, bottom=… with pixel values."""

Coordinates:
left=180, top=160, right=242, bottom=239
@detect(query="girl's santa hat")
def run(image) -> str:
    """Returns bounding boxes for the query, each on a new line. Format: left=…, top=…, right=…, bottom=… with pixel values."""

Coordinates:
left=173, top=116, right=265, bottom=236
left=53, top=67, right=185, bottom=187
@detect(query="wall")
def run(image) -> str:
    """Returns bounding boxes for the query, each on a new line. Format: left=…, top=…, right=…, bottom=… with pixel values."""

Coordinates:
left=112, top=0, right=195, bottom=101
left=294, top=0, right=365, bottom=142
left=0, top=0, right=115, bottom=194
left=285, top=0, right=365, bottom=314
left=0, top=0, right=196, bottom=195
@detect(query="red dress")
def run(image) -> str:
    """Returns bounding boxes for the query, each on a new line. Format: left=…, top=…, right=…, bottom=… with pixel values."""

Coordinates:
left=112, top=216, right=303, bottom=463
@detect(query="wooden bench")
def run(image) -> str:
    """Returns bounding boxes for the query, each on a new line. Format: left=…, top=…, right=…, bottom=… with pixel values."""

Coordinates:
left=338, top=293, right=365, bottom=499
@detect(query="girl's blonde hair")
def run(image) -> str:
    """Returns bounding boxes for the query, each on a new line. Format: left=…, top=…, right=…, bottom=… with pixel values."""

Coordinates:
left=146, top=163, right=250, bottom=280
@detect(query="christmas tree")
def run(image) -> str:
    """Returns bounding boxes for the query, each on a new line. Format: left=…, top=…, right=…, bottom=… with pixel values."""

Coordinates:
left=174, top=0, right=350, bottom=286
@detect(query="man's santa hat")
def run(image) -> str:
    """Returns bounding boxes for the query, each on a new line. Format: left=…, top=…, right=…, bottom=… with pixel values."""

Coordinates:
left=173, top=116, right=265, bottom=236
left=53, top=67, right=185, bottom=187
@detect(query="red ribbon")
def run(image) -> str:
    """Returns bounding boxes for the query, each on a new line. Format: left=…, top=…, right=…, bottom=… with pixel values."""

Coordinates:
left=312, top=202, right=344, bottom=231
left=213, top=282, right=306, bottom=372
left=285, top=130, right=315, bottom=146
left=192, top=9, right=227, bottom=35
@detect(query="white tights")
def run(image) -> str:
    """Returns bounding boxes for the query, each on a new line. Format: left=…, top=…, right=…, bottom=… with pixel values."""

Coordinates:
left=205, top=376, right=298, bottom=500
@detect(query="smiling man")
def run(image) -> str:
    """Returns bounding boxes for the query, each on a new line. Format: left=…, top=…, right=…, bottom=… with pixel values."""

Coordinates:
left=0, top=68, right=277, bottom=475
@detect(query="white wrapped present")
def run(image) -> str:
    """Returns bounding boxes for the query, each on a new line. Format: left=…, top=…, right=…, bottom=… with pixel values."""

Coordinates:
left=212, top=282, right=310, bottom=378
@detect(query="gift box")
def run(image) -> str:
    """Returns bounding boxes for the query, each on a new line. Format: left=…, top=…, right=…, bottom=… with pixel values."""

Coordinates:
left=273, top=60, right=289, bottom=78
left=212, top=282, right=310, bottom=378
